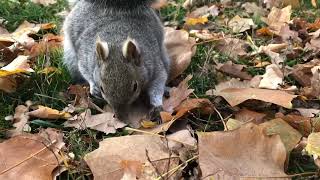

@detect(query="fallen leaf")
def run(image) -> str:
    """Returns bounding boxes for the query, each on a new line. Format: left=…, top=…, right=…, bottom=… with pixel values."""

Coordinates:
left=0, top=76, right=17, bottom=93
left=311, top=0, right=318, bottom=8
left=290, top=59, right=320, bottom=87
left=29, top=34, right=63, bottom=57
left=216, top=61, right=252, bottom=80
left=259, top=64, right=283, bottom=89
left=163, top=75, right=194, bottom=113
left=162, top=98, right=215, bottom=123
left=190, top=30, right=224, bottom=40
left=0, top=21, right=56, bottom=49
left=185, top=17, right=208, bottom=26
left=210, top=79, right=297, bottom=108
left=302, top=65, right=320, bottom=98
left=151, top=0, right=167, bottom=9
left=306, top=132, right=320, bottom=157
left=28, top=105, right=72, bottom=120
left=188, top=5, right=219, bottom=18
left=260, top=118, right=302, bottom=152
left=6, top=104, right=30, bottom=137
left=0, top=128, right=65, bottom=179
left=198, top=123, right=288, bottom=179
left=64, top=109, right=127, bottom=134
left=295, top=108, right=320, bottom=118
left=278, top=25, right=301, bottom=43
left=84, top=135, right=180, bottom=180
left=241, top=2, right=268, bottom=16
left=164, top=27, right=197, bottom=80
left=0, top=55, right=34, bottom=77
left=228, top=15, right=256, bottom=33
left=263, top=6, right=292, bottom=35
left=215, top=38, right=249, bottom=59
left=256, top=27, right=275, bottom=36
left=31, top=0, right=57, bottom=6
left=234, top=108, right=266, bottom=123
left=275, top=113, right=316, bottom=137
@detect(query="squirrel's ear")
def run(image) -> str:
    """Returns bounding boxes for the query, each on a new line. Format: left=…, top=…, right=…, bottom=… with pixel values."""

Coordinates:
left=96, top=36, right=109, bottom=61
left=122, top=38, right=141, bottom=66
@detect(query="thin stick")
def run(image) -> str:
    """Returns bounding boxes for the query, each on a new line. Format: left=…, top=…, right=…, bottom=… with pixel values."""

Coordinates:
left=125, top=127, right=196, bottom=148
left=213, top=106, right=228, bottom=130
left=155, top=155, right=199, bottom=180
left=0, top=140, right=57, bottom=175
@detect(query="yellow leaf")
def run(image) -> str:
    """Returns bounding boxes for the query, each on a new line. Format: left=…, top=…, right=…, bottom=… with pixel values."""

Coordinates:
left=306, top=132, right=320, bottom=156
left=312, top=0, right=317, bottom=8
left=38, top=67, right=61, bottom=74
left=185, top=17, right=208, bottom=25
left=0, top=69, right=28, bottom=77
left=140, top=120, right=157, bottom=128
left=28, top=105, right=72, bottom=120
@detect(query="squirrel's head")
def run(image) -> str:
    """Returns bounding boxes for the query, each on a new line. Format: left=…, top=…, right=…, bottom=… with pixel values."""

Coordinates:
left=95, top=36, right=143, bottom=118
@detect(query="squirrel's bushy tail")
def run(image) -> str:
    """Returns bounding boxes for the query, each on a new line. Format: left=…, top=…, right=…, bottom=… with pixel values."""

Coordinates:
left=84, top=0, right=156, bottom=7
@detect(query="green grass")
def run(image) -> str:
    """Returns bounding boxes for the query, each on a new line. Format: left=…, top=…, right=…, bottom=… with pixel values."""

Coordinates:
left=0, top=0, right=68, bottom=32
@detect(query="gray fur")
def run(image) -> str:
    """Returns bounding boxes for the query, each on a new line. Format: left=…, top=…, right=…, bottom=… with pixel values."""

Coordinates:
left=63, top=0, right=170, bottom=121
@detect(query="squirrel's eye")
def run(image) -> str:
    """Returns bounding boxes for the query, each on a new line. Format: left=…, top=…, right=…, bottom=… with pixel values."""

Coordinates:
left=132, top=81, right=138, bottom=92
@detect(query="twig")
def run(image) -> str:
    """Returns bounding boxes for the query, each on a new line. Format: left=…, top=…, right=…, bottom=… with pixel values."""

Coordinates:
left=242, top=172, right=317, bottom=178
left=145, top=149, right=164, bottom=180
left=125, top=127, right=196, bottom=148
left=0, top=139, right=57, bottom=175
left=213, top=106, right=228, bottom=130
left=155, top=155, right=199, bottom=180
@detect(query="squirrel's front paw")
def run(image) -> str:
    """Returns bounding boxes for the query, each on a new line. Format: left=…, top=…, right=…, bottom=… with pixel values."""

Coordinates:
left=149, top=106, right=163, bottom=124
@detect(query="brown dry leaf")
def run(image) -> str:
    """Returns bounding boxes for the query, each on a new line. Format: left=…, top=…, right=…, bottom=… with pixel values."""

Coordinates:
left=263, top=6, right=292, bottom=35
left=256, top=27, right=275, bottom=36
left=302, top=65, right=320, bottom=98
left=198, top=123, right=288, bottom=179
left=187, top=5, right=219, bottom=18
left=162, top=98, right=214, bottom=122
left=151, top=0, right=167, bottom=9
left=144, top=98, right=214, bottom=134
left=215, top=61, right=252, bottom=80
left=234, top=108, right=266, bottom=124
left=0, top=76, right=17, bottom=93
left=64, top=109, right=127, bottom=134
left=190, top=30, right=224, bottom=40
left=228, top=15, right=256, bottom=33
left=84, top=135, right=180, bottom=180
left=215, top=38, right=249, bottom=59
left=307, top=19, right=320, bottom=31
left=31, top=0, right=57, bottom=6
left=278, top=25, right=301, bottom=43
left=241, top=2, right=268, bottom=16
left=265, top=0, right=300, bottom=8
left=290, top=59, right=320, bottom=87
left=0, top=21, right=56, bottom=49
left=164, top=27, right=196, bottom=80
left=210, top=79, right=297, bottom=108
left=6, top=104, right=30, bottom=137
left=275, top=113, right=315, bottom=137
left=0, top=128, right=65, bottom=179
left=163, top=75, right=194, bottom=113
left=259, top=64, right=284, bottom=89
left=29, top=34, right=63, bottom=57
left=260, top=118, right=302, bottom=152
left=296, top=108, right=320, bottom=118
left=28, top=105, right=72, bottom=120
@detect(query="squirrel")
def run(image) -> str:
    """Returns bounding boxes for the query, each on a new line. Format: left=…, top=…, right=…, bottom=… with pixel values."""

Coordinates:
left=63, top=0, right=170, bottom=122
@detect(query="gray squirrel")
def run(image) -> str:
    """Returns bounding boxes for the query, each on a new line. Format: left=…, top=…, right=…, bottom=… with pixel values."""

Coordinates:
left=63, top=0, right=170, bottom=122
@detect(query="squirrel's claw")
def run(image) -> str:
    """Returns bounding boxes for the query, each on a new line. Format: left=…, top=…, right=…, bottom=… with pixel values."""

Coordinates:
left=149, top=106, right=163, bottom=124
